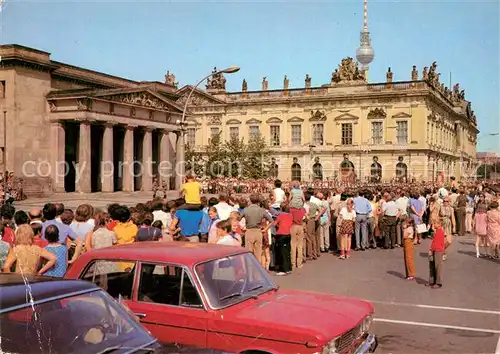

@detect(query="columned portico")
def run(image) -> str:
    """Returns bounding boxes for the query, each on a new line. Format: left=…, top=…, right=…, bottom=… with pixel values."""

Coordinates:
left=123, top=125, right=135, bottom=192
left=77, top=120, right=92, bottom=193
left=101, top=123, right=114, bottom=192
left=175, top=131, right=186, bottom=190
left=158, top=130, right=170, bottom=190
left=52, top=121, right=66, bottom=193
left=141, top=127, right=153, bottom=192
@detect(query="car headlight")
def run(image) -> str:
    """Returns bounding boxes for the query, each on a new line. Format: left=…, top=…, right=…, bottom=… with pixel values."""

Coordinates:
left=361, top=313, right=374, bottom=333
left=322, top=338, right=338, bottom=354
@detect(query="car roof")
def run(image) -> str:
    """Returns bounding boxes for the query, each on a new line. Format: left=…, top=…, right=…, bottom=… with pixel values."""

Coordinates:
left=80, top=242, right=248, bottom=267
left=0, top=274, right=100, bottom=313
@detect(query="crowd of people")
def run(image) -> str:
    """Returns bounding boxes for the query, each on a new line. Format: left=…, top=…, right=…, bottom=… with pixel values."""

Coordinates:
left=0, top=173, right=499, bottom=290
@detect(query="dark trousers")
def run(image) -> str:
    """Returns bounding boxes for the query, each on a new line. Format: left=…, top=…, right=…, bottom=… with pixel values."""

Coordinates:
left=275, top=234, right=292, bottom=272
left=457, top=207, right=466, bottom=236
left=305, top=219, right=319, bottom=258
left=383, top=216, right=397, bottom=248
left=429, top=251, right=443, bottom=285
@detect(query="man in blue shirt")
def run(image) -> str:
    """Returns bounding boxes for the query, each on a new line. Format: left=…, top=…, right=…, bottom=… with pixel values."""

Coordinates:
left=41, top=203, right=78, bottom=244
left=353, top=191, right=372, bottom=250
left=170, top=200, right=203, bottom=242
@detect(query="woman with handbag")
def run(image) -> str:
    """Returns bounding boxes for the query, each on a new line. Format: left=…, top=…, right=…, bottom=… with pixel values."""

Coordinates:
left=338, top=198, right=356, bottom=260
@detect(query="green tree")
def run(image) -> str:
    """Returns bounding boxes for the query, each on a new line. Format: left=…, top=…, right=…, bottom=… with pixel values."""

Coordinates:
left=223, top=136, right=246, bottom=177
left=243, top=134, right=270, bottom=179
left=185, top=143, right=204, bottom=177
left=205, top=131, right=226, bottom=178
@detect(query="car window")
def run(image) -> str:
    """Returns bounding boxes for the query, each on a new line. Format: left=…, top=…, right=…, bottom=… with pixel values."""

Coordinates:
left=81, top=260, right=135, bottom=300
left=138, top=263, right=203, bottom=308
left=1, top=290, right=155, bottom=354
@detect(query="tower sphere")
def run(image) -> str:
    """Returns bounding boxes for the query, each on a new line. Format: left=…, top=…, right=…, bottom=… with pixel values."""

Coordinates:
left=356, top=45, right=374, bottom=66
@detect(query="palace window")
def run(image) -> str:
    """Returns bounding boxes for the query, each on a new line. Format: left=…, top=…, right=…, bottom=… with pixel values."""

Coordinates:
left=0, top=81, right=5, bottom=99
left=371, top=122, right=383, bottom=144
left=210, top=127, right=220, bottom=139
left=312, top=123, right=324, bottom=145
left=229, top=126, right=239, bottom=141
left=249, top=125, right=260, bottom=139
left=270, top=126, right=280, bottom=146
left=396, top=121, right=408, bottom=144
left=186, top=128, right=196, bottom=146
left=291, top=125, right=302, bottom=146
left=341, top=123, right=353, bottom=145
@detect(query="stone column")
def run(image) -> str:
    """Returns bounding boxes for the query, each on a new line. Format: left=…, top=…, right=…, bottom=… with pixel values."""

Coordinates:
left=122, top=125, right=135, bottom=192
left=52, top=121, right=66, bottom=193
left=101, top=123, right=114, bottom=192
left=141, top=127, right=153, bottom=192
left=77, top=120, right=92, bottom=193
left=175, top=130, right=186, bottom=190
left=159, top=130, right=171, bottom=190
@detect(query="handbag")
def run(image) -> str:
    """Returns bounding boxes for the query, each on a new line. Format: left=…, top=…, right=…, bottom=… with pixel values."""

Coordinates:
left=416, top=223, right=427, bottom=234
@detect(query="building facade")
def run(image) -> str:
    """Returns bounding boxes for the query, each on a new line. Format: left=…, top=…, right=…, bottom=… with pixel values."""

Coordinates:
left=180, top=59, right=479, bottom=182
left=0, top=44, right=183, bottom=196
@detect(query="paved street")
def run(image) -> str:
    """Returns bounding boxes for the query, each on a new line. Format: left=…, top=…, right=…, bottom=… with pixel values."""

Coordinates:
left=272, top=236, right=500, bottom=354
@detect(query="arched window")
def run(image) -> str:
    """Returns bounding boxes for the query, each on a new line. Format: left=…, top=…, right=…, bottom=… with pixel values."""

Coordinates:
left=291, top=163, right=302, bottom=181
left=370, top=161, right=382, bottom=182
left=312, top=162, right=323, bottom=180
left=396, top=162, right=408, bottom=181
left=269, top=163, right=279, bottom=178
left=340, top=158, right=356, bottom=183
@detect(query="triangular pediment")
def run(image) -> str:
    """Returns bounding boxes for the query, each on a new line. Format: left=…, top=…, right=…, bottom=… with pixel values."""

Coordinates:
left=95, top=88, right=184, bottom=113
left=334, top=113, right=359, bottom=121
left=267, top=117, right=283, bottom=124
left=46, top=87, right=184, bottom=113
left=392, top=112, right=412, bottom=119
left=175, top=85, right=226, bottom=106
left=246, top=118, right=262, bottom=125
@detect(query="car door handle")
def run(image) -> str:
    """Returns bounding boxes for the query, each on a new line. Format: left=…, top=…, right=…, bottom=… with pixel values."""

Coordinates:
left=135, top=313, right=147, bottom=319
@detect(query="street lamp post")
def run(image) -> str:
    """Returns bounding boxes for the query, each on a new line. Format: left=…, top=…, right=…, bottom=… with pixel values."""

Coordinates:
left=175, top=66, right=240, bottom=190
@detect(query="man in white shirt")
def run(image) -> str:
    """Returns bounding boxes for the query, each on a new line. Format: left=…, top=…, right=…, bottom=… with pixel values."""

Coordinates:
left=214, top=194, right=235, bottom=221
left=271, top=179, right=286, bottom=211
left=395, top=190, right=409, bottom=247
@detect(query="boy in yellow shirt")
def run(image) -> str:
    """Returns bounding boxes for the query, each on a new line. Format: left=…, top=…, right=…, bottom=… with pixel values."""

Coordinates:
left=179, top=172, right=202, bottom=210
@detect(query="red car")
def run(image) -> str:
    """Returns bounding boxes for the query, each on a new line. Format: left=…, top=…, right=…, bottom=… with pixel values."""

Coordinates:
left=66, top=242, right=377, bottom=354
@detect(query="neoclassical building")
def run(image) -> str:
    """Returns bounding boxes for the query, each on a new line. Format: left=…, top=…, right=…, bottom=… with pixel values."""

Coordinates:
left=180, top=59, right=479, bottom=182
left=0, top=44, right=184, bottom=196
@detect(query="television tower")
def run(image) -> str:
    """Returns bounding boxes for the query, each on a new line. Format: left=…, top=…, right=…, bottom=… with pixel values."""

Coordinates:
left=355, top=0, right=375, bottom=80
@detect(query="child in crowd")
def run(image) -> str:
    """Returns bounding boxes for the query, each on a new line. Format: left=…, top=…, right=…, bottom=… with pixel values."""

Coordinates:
left=402, top=216, right=416, bottom=280
left=215, top=219, right=241, bottom=246
left=427, top=219, right=445, bottom=289
left=44, top=225, right=68, bottom=277
left=207, top=207, right=220, bottom=243
left=179, top=172, right=202, bottom=210
left=273, top=203, right=293, bottom=275
left=289, top=180, right=305, bottom=209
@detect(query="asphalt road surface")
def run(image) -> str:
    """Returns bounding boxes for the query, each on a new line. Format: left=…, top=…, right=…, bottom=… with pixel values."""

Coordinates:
left=272, top=236, right=500, bottom=354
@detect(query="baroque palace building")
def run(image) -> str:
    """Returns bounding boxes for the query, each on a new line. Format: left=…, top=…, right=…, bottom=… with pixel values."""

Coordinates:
left=179, top=59, right=479, bottom=182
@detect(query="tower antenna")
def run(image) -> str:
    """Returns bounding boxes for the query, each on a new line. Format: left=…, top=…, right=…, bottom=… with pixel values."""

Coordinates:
left=356, top=0, right=375, bottom=80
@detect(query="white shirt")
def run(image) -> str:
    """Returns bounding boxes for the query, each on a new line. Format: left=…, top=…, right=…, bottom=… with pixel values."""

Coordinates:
left=439, top=187, right=448, bottom=198
left=418, top=196, right=427, bottom=211
left=310, top=195, right=323, bottom=208
left=272, top=188, right=286, bottom=208
left=395, top=197, right=409, bottom=215
left=216, top=235, right=241, bottom=246
left=340, top=207, right=356, bottom=221
left=215, top=202, right=234, bottom=221
left=153, top=210, right=170, bottom=232
left=383, top=201, right=399, bottom=216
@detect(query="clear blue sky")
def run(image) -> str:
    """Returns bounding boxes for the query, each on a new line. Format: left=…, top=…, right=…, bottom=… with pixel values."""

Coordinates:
left=1, top=0, right=498, bottom=151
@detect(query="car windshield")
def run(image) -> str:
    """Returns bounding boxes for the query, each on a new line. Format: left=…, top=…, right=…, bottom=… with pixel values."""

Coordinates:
left=0, top=289, right=156, bottom=354
left=195, top=252, right=276, bottom=308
